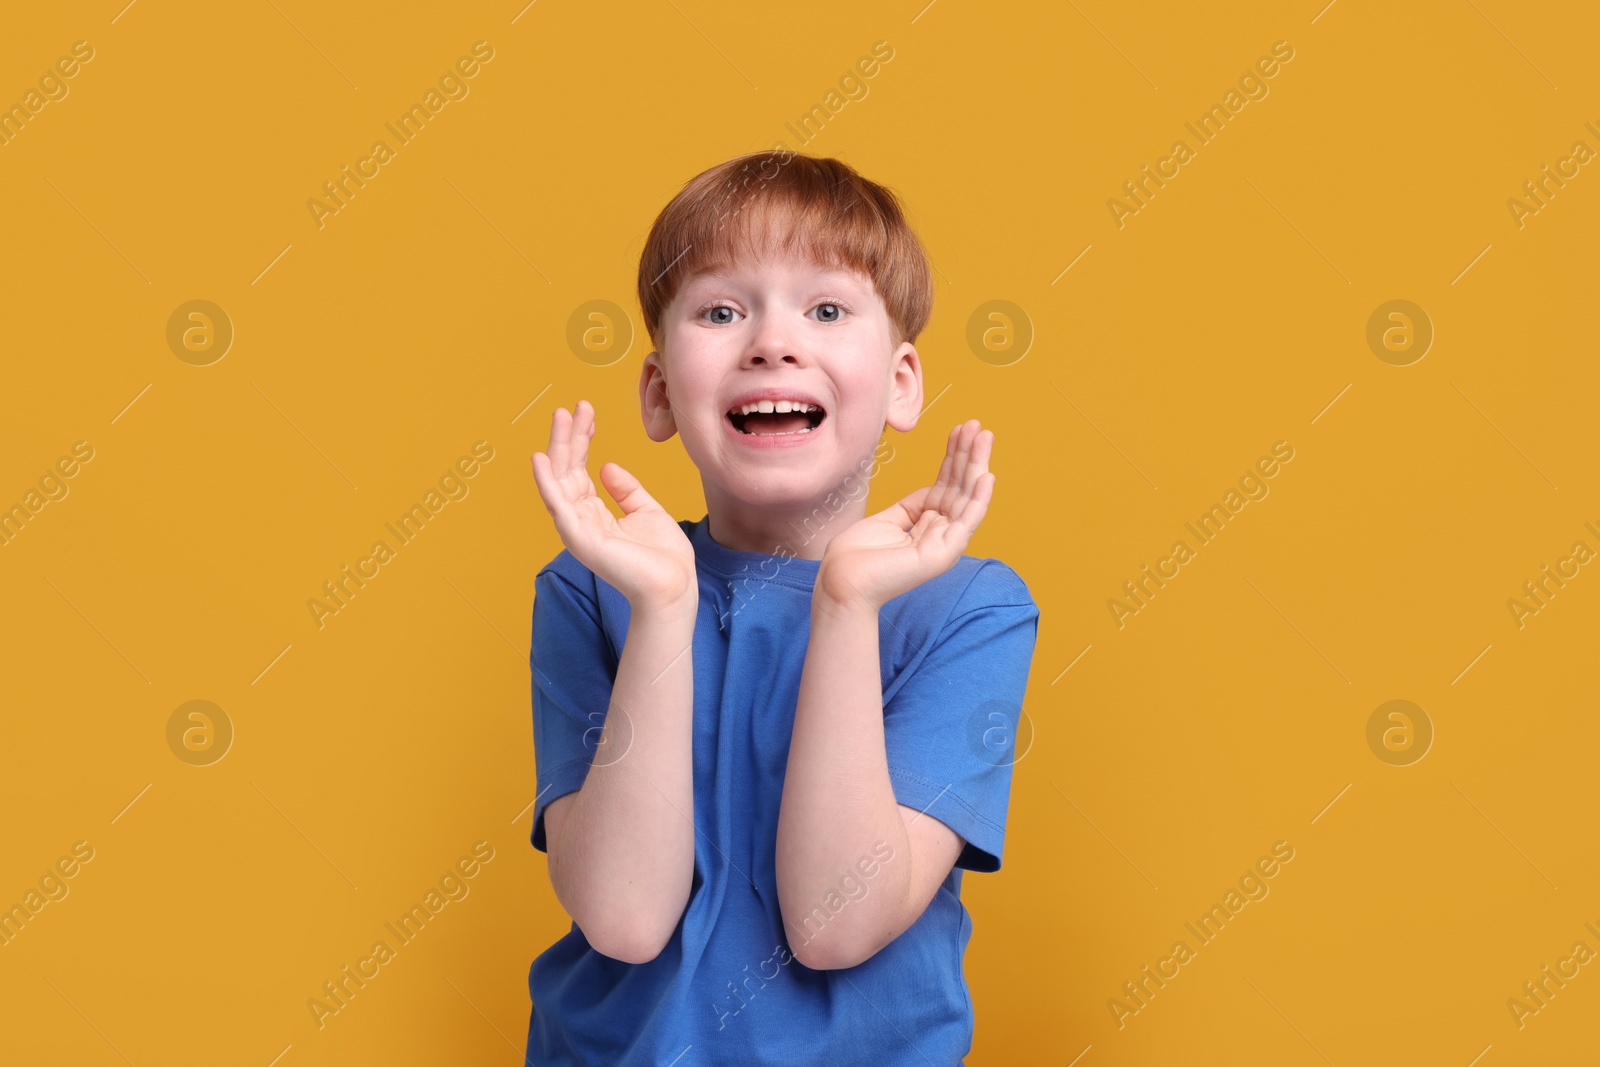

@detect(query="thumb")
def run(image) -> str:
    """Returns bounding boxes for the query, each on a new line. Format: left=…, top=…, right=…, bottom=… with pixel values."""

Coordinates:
left=867, top=485, right=932, bottom=531
left=597, top=461, right=662, bottom=516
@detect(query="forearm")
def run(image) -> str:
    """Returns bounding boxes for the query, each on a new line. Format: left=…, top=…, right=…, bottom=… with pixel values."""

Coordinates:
left=775, top=597, right=912, bottom=969
left=548, top=598, right=697, bottom=961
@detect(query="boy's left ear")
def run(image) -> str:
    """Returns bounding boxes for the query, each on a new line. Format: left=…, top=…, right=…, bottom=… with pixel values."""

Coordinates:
left=883, top=341, right=923, bottom=433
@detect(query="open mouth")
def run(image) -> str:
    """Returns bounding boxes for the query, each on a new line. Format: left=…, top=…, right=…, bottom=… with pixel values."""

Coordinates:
left=726, top=400, right=827, bottom=436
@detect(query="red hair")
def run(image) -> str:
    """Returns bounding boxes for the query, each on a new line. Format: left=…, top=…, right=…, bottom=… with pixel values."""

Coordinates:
left=637, top=152, right=934, bottom=350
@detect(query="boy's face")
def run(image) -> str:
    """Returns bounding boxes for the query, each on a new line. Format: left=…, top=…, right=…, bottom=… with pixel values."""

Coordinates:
left=639, top=244, right=922, bottom=520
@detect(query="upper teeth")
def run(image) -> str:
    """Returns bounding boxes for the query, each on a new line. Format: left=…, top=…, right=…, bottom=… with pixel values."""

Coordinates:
left=733, top=400, right=819, bottom=415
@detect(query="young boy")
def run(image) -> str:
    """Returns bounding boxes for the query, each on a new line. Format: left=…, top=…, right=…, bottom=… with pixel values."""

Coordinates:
left=525, top=152, right=1039, bottom=1065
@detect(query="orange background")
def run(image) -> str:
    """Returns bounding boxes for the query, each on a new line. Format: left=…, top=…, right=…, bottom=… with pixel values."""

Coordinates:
left=2, top=1, right=1597, bottom=1064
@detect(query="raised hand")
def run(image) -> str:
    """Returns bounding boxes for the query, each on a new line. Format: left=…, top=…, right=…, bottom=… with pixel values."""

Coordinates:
left=815, top=419, right=996, bottom=614
left=530, top=399, right=698, bottom=611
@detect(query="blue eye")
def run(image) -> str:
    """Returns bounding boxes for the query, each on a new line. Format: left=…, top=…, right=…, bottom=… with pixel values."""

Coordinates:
left=813, top=303, right=843, bottom=322
left=704, top=305, right=740, bottom=325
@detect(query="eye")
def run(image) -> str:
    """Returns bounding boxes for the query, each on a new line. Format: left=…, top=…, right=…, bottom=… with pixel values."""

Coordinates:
left=702, top=304, right=741, bottom=325
left=811, top=302, right=846, bottom=323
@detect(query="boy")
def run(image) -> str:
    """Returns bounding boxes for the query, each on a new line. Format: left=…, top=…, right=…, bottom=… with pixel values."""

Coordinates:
left=526, top=152, right=1039, bottom=1065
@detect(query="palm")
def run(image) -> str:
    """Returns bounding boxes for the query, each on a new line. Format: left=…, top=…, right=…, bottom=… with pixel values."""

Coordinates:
left=818, top=420, right=996, bottom=612
left=531, top=400, right=696, bottom=608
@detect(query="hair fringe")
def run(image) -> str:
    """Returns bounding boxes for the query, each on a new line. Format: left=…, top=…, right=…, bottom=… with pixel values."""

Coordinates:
left=636, top=153, right=934, bottom=349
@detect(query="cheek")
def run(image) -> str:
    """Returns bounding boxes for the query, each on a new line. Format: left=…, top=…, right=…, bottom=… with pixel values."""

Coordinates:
left=658, top=349, right=711, bottom=401
left=836, top=356, right=892, bottom=417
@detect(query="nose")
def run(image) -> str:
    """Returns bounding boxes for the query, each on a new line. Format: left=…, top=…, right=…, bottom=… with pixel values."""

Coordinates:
left=742, top=308, right=802, bottom=367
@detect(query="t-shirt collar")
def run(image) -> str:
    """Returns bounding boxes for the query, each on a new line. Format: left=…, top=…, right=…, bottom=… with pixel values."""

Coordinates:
left=689, top=513, right=823, bottom=587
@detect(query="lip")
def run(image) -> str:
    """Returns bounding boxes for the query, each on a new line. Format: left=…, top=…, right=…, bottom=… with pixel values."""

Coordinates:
left=721, top=406, right=826, bottom=449
left=723, top=388, right=828, bottom=415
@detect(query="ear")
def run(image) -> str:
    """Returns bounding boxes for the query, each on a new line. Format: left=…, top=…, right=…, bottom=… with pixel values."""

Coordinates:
left=639, top=349, right=678, bottom=442
left=883, top=340, right=923, bottom=433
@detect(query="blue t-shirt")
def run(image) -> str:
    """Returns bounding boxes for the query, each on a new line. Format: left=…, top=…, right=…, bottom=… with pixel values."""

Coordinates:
left=525, top=514, right=1039, bottom=1066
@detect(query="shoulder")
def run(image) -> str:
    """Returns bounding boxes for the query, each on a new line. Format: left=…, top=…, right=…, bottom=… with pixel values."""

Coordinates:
left=898, top=554, right=1037, bottom=622
left=531, top=547, right=630, bottom=665
left=535, top=546, right=598, bottom=597
left=532, top=546, right=630, bottom=629
left=949, top=555, right=1036, bottom=613
left=879, top=555, right=1037, bottom=687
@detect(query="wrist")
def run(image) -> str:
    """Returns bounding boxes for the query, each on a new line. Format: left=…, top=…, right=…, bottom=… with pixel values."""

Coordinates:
left=813, top=562, right=880, bottom=620
left=811, top=584, right=879, bottom=625
left=630, top=589, right=699, bottom=625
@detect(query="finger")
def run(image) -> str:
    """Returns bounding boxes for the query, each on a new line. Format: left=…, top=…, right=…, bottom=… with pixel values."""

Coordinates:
left=530, top=452, right=561, bottom=516
left=907, top=507, right=942, bottom=542
left=547, top=405, right=572, bottom=476
left=873, top=485, right=932, bottom=530
left=570, top=399, right=595, bottom=474
left=923, top=426, right=961, bottom=515
left=598, top=461, right=663, bottom=517
left=542, top=408, right=600, bottom=513
left=934, top=424, right=960, bottom=487
left=532, top=451, right=589, bottom=550
left=535, top=448, right=585, bottom=515
left=957, top=418, right=980, bottom=463
left=942, top=433, right=992, bottom=527
left=956, top=428, right=993, bottom=501
left=943, top=420, right=976, bottom=506
left=951, top=471, right=995, bottom=539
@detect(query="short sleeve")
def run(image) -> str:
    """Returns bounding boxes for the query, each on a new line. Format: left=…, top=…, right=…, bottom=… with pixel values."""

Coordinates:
left=529, top=562, right=619, bottom=854
left=883, top=561, right=1039, bottom=873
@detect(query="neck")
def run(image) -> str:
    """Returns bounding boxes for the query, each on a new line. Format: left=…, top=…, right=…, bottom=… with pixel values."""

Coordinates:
left=703, top=490, right=868, bottom=561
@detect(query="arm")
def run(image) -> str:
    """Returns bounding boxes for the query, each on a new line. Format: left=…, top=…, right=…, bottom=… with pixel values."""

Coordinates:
left=775, top=420, right=996, bottom=970
left=775, top=595, right=966, bottom=971
left=543, top=597, right=697, bottom=963
left=530, top=399, right=700, bottom=964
